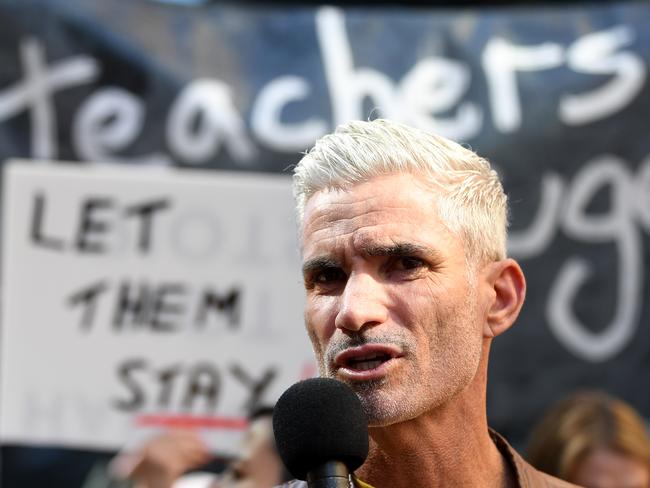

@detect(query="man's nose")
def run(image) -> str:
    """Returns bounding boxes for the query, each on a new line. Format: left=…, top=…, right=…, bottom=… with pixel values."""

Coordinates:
left=335, top=272, right=389, bottom=332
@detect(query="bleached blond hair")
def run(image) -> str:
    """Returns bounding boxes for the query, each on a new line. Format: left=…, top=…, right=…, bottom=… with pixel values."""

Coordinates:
left=293, top=119, right=509, bottom=264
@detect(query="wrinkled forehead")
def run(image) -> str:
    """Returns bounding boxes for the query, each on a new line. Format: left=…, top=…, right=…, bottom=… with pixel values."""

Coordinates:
left=296, top=168, right=444, bottom=218
left=303, top=192, right=423, bottom=234
left=300, top=175, right=458, bottom=258
left=301, top=172, right=440, bottom=220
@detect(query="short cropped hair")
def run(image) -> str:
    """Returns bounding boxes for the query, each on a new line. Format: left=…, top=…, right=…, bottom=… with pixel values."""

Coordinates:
left=526, top=391, right=650, bottom=481
left=293, top=119, right=508, bottom=264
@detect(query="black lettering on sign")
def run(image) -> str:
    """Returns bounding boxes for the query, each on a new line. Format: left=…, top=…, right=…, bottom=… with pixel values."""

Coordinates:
left=68, top=280, right=109, bottom=331
left=111, top=359, right=278, bottom=414
left=30, top=192, right=65, bottom=251
left=30, top=194, right=172, bottom=255
left=195, top=288, right=241, bottom=330
left=124, top=199, right=171, bottom=254
left=76, top=197, right=113, bottom=253
left=229, top=363, right=277, bottom=411
left=113, top=358, right=147, bottom=412
left=182, top=362, right=221, bottom=411
left=112, top=280, right=150, bottom=331
left=155, top=363, right=183, bottom=409
left=69, top=279, right=243, bottom=333
left=151, top=283, right=186, bottom=332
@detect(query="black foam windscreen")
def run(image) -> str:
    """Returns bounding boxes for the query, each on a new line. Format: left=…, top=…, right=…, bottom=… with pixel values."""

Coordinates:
left=272, top=377, right=369, bottom=481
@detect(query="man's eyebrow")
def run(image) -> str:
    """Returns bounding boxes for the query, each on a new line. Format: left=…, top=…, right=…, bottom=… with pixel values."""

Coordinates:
left=302, top=256, right=339, bottom=275
left=364, top=242, right=440, bottom=259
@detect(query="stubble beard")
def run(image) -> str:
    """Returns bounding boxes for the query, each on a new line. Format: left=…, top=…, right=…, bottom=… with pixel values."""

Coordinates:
left=353, top=374, right=423, bottom=427
left=317, top=333, right=422, bottom=427
left=314, top=287, right=482, bottom=427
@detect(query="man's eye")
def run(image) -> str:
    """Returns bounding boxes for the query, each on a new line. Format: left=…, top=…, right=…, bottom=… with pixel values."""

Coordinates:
left=313, top=267, right=346, bottom=283
left=304, top=267, right=347, bottom=289
left=394, top=256, right=426, bottom=271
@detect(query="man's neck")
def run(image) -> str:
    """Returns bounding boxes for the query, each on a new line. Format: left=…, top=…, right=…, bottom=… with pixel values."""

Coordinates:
left=355, top=352, right=516, bottom=488
left=358, top=415, right=513, bottom=488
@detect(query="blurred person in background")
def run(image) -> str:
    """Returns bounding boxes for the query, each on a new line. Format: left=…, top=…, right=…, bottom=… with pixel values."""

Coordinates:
left=84, top=406, right=289, bottom=488
left=526, top=391, right=650, bottom=488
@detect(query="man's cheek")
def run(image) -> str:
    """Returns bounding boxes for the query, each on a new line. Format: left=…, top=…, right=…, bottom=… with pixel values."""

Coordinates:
left=305, top=320, right=326, bottom=362
left=308, top=303, right=336, bottom=337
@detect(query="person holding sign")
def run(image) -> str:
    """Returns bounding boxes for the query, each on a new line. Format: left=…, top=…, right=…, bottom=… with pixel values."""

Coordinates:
left=88, top=407, right=288, bottom=488
left=278, top=119, right=577, bottom=487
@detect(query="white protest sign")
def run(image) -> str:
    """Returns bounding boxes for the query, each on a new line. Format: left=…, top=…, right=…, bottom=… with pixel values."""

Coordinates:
left=0, top=161, right=315, bottom=453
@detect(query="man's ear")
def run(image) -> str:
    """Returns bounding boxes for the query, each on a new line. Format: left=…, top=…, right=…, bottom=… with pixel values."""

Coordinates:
left=482, top=258, right=526, bottom=338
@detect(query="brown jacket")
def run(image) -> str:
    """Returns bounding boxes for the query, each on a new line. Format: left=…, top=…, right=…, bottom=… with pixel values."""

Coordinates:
left=277, top=430, right=581, bottom=488
left=490, top=430, right=580, bottom=487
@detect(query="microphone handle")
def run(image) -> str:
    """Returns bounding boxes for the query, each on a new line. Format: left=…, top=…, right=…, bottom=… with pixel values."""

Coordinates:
left=306, top=461, right=352, bottom=488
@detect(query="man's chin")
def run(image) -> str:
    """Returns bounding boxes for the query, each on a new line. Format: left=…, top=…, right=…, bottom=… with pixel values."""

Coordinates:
left=363, top=403, right=418, bottom=427
left=366, top=415, right=402, bottom=428
left=326, top=375, right=416, bottom=424
left=352, top=387, right=414, bottom=426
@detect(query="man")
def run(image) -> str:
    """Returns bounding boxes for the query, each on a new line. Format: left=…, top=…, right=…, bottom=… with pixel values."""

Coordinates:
left=281, top=119, right=577, bottom=487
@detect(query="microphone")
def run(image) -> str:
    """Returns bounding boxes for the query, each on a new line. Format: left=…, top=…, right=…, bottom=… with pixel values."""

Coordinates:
left=273, top=378, right=369, bottom=488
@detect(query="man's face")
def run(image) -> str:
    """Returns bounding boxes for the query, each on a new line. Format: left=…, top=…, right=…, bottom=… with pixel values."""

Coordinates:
left=300, top=173, right=486, bottom=426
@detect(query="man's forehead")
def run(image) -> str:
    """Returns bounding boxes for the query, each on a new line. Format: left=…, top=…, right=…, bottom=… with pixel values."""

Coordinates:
left=302, top=172, right=438, bottom=211
left=303, top=190, right=437, bottom=233
left=299, top=174, right=452, bottom=256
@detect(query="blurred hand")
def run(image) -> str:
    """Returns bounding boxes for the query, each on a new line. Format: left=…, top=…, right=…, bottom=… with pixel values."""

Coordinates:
left=111, top=429, right=213, bottom=488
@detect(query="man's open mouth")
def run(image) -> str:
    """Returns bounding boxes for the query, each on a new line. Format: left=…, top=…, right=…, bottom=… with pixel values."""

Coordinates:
left=345, top=352, right=393, bottom=371
left=334, top=345, right=402, bottom=377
